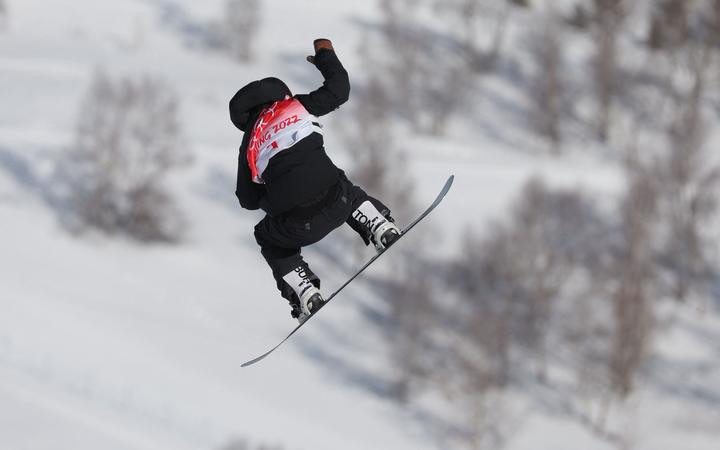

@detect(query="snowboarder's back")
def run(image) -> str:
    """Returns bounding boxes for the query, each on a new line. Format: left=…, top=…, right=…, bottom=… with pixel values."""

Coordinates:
left=230, top=39, right=350, bottom=216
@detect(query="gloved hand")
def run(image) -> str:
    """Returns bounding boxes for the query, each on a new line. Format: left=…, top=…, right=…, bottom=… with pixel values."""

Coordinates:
left=306, top=38, right=334, bottom=65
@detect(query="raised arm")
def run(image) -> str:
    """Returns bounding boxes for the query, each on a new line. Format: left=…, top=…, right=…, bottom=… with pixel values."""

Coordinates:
left=295, top=39, right=350, bottom=117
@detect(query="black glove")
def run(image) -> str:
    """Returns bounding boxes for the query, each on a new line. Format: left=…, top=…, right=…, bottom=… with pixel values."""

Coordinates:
left=306, top=38, right=334, bottom=65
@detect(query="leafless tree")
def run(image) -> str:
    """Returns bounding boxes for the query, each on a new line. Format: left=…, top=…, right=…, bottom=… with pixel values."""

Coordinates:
left=454, top=179, right=609, bottom=439
left=390, top=177, right=612, bottom=447
left=489, top=179, right=609, bottom=378
left=529, top=15, right=566, bottom=152
left=706, top=0, right=720, bottom=46
left=222, top=0, right=260, bottom=62
left=61, top=70, right=190, bottom=242
left=372, top=0, right=503, bottom=135
left=393, top=244, right=516, bottom=449
left=342, top=75, right=415, bottom=224
left=373, top=0, right=429, bottom=129
left=566, top=2, right=592, bottom=29
left=422, top=57, right=474, bottom=135
left=562, top=159, right=660, bottom=432
left=387, top=258, right=439, bottom=402
left=0, top=0, right=7, bottom=30
left=434, top=0, right=511, bottom=73
left=590, top=0, right=629, bottom=142
left=647, top=0, right=690, bottom=50
left=608, top=161, right=659, bottom=400
left=656, top=44, right=720, bottom=301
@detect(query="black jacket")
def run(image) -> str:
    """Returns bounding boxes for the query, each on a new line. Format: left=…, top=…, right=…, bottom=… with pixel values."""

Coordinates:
left=231, top=48, right=350, bottom=216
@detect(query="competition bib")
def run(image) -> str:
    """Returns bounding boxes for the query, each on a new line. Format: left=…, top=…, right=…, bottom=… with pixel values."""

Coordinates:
left=247, top=97, right=322, bottom=184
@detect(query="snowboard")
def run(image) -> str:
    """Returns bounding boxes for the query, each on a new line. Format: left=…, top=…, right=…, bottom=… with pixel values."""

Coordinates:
left=242, top=175, right=454, bottom=367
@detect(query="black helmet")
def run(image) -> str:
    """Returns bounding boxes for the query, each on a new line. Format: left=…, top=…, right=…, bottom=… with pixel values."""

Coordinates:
left=229, top=77, right=292, bottom=131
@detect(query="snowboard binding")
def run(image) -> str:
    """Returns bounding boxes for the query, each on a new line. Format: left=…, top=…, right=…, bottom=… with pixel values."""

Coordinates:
left=290, top=288, right=325, bottom=324
left=371, top=219, right=401, bottom=251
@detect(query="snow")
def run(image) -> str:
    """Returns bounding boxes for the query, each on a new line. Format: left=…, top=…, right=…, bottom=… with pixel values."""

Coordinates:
left=1, top=0, right=719, bottom=449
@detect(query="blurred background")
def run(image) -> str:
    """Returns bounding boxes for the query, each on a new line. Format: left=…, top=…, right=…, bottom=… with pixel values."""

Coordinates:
left=1, top=0, right=719, bottom=449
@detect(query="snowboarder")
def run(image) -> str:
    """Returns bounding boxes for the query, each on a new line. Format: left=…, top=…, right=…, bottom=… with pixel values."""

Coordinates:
left=229, top=38, right=401, bottom=323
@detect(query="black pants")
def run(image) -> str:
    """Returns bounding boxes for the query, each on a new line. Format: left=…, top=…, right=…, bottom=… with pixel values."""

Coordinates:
left=254, top=174, right=390, bottom=303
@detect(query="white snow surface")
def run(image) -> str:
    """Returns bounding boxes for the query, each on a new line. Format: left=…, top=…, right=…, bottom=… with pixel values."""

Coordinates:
left=1, top=1, right=719, bottom=450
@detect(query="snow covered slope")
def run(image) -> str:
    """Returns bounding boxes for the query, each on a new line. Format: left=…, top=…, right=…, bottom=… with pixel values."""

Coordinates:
left=1, top=1, right=718, bottom=450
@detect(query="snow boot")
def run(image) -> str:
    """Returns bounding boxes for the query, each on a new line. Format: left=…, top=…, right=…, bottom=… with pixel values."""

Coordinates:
left=351, top=200, right=402, bottom=251
left=282, top=265, right=325, bottom=323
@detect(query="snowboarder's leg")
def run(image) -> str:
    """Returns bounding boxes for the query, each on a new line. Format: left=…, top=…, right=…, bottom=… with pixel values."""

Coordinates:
left=254, top=190, right=356, bottom=320
left=254, top=218, right=324, bottom=321
left=340, top=175, right=401, bottom=250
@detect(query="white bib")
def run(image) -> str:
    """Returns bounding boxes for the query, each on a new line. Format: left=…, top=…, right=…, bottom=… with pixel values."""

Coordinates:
left=247, top=97, right=323, bottom=184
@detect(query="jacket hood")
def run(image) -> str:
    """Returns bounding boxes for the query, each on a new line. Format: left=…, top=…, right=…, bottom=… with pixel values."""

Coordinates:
left=229, top=77, right=292, bottom=131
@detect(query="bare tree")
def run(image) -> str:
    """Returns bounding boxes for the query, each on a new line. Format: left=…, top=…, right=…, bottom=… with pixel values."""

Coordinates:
left=494, top=179, right=610, bottom=377
left=566, top=2, right=592, bottom=29
left=61, top=70, right=190, bottom=242
left=434, top=0, right=511, bottom=73
left=706, top=0, right=720, bottom=46
left=608, top=161, right=658, bottom=400
left=222, top=0, right=260, bottom=62
left=0, top=0, right=7, bottom=30
left=591, top=0, right=628, bottom=142
left=529, top=15, right=566, bottom=152
left=422, top=57, right=473, bottom=135
left=656, top=44, right=720, bottom=301
left=374, top=0, right=428, bottom=129
left=390, top=177, right=611, bottom=447
left=371, top=0, right=501, bottom=135
left=647, top=0, right=690, bottom=50
left=562, top=159, right=660, bottom=432
left=453, top=179, right=609, bottom=441
left=342, top=75, right=415, bottom=223
left=387, top=259, right=439, bottom=402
